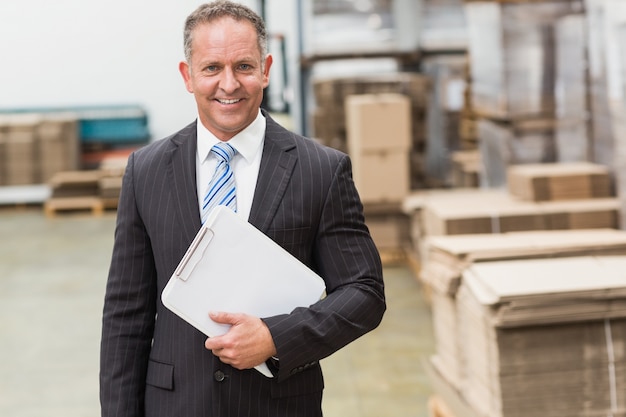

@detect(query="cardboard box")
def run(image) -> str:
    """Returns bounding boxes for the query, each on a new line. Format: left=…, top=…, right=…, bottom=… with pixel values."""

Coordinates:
left=352, top=150, right=410, bottom=204
left=506, top=162, right=612, bottom=202
left=345, top=93, right=412, bottom=153
left=312, top=73, right=430, bottom=152
left=37, top=118, right=80, bottom=183
left=421, top=229, right=626, bottom=407
left=363, top=203, right=411, bottom=252
left=456, top=256, right=626, bottom=417
left=5, top=129, right=37, bottom=186
left=417, top=189, right=619, bottom=236
left=48, top=170, right=103, bottom=198
left=99, top=176, right=123, bottom=199
left=421, top=229, right=626, bottom=296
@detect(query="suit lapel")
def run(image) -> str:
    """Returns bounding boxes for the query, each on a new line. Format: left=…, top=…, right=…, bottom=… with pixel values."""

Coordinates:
left=166, top=121, right=201, bottom=241
left=248, top=114, right=297, bottom=233
left=164, top=115, right=296, bottom=237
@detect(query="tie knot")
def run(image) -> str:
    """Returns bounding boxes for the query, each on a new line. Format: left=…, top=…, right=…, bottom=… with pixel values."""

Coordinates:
left=211, top=142, right=236, bottom=163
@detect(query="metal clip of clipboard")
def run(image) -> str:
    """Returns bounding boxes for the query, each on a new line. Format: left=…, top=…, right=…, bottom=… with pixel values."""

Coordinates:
left=174, top=226, right=215, bottom=281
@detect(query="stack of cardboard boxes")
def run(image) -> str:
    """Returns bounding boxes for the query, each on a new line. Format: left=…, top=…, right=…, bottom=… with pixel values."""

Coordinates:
left=421, top=229, right=626, bottom=401
left=3, top=117, right=38, bottom=186
left=37, top=116, right=81, bottom=184
left=404, top=162, right=618, bottom=258
left=43, top=155, right=126, bottom=217
left=312, top=73, right=431, bottom=190
left=0, top=114, right=79, bottom=186
left=344, top=93, right=413, bottom=255
left=506, top=162, right=612, bottom=202
left=454, top=257, right=626, bottom=417
left=411, top=160, right=626, bottom=416
left=346, top=93, right=412, bottom=205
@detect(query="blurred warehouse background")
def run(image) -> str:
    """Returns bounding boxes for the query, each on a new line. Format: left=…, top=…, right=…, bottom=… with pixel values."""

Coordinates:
left=4, top=0, right=626, bottom=416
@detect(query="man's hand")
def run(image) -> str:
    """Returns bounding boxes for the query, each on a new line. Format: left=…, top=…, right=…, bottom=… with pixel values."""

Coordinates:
left=204, top=311, right=277, bottom=370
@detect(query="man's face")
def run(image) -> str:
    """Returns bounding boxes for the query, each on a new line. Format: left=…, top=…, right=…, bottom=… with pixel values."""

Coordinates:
left=179, top=17, right=272, bottom=141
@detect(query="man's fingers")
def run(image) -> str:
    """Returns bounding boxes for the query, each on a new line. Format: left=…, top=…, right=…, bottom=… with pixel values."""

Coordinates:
left=209, top=311, right=238, bottom=325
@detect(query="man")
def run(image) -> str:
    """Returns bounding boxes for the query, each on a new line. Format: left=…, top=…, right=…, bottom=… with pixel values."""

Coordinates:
left=99, top=1, right=386, bottom=416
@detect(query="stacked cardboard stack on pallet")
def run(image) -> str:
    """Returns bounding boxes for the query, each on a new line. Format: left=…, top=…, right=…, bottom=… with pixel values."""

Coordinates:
left=3, top=117, right=38, bottom=186
left=416, top=189, right=618, bottom=241
left=45, top=171, right=106, bottom=216
left=0, top=105, right=149, bottom=210
left=420, top=229, right=626, bottom=408
left=0, top=114, right=79, bottom=186
left=404, top=161, right=617, bottom=260
left=346, top=93, right=412, bottom=205
left=98, top=155, right=126, bottom=207
left=312, top=73, right=431, bottom=189
left=344, top=93, right=414, bottom=258
left=411, top=158, right=626, bottom=415
left=506, top=162, right=612, bottom=202
left=38, top=116, right=81, bottom=183
left=456, top=256, right=626, bottom=417
left=44, top=154, right=126, bottom=217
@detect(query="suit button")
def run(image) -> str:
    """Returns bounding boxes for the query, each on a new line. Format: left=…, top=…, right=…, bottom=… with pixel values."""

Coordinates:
left=214, top=370, right=226, bottom=382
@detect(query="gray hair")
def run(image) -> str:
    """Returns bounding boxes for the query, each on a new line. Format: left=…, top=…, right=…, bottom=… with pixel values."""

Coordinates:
left=183, top=1, right=268, bottom=65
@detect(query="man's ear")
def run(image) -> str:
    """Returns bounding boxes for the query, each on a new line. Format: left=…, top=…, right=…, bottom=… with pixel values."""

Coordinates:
left=262, top=54, right=273, bottom=88
left=179, top=61, right=193, bottom=93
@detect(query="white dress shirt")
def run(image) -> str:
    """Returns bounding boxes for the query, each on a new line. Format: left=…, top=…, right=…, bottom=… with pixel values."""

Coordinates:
left=196, top=110, right=266, bottom=221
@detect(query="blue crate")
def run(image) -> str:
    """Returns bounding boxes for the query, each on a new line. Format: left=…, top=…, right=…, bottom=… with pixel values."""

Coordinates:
left=77, top=106, right=150, bottom=144
left=79, top=118, right=149, bottom=143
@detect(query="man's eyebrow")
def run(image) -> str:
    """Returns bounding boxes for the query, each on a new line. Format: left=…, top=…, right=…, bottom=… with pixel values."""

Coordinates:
left=236, top=56, right=257, bottom=63
left=198, top=59, right=220, bottom=66
left=197, top=57, right=257, bottom=66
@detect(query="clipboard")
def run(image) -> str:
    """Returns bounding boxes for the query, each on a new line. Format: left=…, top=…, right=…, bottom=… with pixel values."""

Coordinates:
left=161, top=205, right=327, bottom=378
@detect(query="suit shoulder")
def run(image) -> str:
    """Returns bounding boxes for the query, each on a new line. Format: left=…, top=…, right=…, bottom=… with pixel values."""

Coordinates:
left=131, top=122, right=195, bottom=164
left=291, top=132, right=347, bottom=164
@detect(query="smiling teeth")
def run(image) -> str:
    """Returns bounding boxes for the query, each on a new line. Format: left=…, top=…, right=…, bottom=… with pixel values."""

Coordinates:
left=219, top=99, right=240, bottom=104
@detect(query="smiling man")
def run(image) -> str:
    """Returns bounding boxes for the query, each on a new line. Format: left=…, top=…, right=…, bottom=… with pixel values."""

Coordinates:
left=99, top=2, right=386, bottom=416
left=179, top=9, right=271, bottom=141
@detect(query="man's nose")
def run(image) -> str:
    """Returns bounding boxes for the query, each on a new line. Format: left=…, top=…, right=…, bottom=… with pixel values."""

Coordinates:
left=219, top=67, right=240, bottom=93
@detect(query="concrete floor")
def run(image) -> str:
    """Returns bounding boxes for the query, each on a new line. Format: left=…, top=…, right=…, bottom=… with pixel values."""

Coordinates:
left=0, top=208, right=435, bottom=417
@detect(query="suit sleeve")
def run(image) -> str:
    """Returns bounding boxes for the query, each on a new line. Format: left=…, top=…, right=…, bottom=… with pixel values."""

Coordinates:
left=263, top=153, right=386, bottom=382
left=99, top=152, right=157, bottom=417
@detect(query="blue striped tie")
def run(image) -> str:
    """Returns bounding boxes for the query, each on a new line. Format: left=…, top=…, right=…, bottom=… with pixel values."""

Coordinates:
left=201, top=142, right=237, bottom=224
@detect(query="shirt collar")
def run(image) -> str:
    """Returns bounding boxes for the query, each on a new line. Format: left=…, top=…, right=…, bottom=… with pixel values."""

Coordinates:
left=196, top=110, right=266, bottom=164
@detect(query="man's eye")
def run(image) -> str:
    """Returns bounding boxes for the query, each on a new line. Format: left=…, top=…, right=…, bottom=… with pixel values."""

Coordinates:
left=205, top=65, right=218, bottom=72
left=239, top=64, right=251, bottom=70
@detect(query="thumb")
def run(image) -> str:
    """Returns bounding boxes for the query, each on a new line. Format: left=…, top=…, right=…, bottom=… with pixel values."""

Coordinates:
left=209, top=311, right=237, bottom=325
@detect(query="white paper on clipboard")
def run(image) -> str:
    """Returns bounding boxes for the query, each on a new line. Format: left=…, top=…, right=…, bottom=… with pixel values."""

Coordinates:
left=161, top=205, right=327, bottom=378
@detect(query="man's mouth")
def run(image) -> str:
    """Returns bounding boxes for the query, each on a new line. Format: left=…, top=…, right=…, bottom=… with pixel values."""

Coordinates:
left=217, top=98, right=241, bottom=104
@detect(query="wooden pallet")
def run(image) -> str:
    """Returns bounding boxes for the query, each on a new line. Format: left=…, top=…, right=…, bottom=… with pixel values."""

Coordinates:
left=44, top=196, right=105, bottom=217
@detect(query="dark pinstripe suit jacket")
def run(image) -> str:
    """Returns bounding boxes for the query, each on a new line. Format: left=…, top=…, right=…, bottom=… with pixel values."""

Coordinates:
left=100, top=111, right=386, bottom=417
